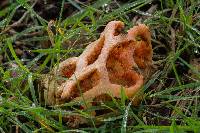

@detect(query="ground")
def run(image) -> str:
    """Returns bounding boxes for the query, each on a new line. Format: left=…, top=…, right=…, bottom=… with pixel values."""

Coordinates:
left=0, top=0, right=200, bottom=132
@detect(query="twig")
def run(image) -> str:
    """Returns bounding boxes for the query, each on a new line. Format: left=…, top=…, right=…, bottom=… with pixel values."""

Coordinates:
left=0, top=0, right=38, bottom=34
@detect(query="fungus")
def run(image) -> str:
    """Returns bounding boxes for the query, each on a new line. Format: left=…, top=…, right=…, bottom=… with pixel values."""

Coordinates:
left=41, top=20, right=152, bottom=112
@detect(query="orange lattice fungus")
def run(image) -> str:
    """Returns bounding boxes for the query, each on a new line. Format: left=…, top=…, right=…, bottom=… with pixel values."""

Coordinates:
left=42, top=21, right=153, bottom=107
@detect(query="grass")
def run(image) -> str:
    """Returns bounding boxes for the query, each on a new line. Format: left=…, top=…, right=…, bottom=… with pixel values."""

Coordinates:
left=0, top=0, right=200, bottom=132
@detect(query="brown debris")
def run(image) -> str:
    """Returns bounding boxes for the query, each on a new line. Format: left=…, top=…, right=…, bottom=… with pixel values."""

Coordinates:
left=15, top=48, right=23, bottom=56
left=0, top=55, right=3, bottom=64
left=189, top=58, right=200, bottom=81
